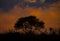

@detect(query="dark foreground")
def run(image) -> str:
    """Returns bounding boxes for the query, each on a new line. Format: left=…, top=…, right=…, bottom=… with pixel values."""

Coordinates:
left=0, top=32, right=60, bottom=41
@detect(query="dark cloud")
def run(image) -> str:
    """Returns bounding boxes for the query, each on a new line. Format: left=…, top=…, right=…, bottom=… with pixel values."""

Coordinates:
left=0, top=0, right=19, bottom=12
left=0, top=0, right=59, bottom=12
left=19, top=0, right=58, bottom=8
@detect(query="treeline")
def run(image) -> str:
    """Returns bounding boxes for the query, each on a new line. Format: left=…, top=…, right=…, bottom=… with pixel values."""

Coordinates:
left=0, top=31, right=60, bottom=41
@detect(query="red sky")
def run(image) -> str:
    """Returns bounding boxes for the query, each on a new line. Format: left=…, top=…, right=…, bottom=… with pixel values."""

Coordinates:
left=0, top=1, right=60, bottom=33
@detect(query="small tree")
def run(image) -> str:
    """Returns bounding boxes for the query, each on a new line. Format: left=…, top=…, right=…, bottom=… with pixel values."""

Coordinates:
left=14, top=16, right=45, bottom=31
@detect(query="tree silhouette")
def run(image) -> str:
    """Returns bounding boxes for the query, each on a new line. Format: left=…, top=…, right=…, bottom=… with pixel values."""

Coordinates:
left=58, top=28, right=60, bottom=35
left=49, top=28, right=53, bottom=31
left=14, top=16, right=45, bottom=30
left=49, top=27, right=53, bottom=34
left=49, top=27, right=56, bottom=35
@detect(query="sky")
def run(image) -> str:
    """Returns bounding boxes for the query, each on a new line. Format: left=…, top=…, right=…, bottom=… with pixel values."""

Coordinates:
left=0, top=0, right=60, bottom=33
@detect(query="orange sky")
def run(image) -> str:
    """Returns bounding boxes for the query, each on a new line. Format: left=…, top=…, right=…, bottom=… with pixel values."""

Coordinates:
left=0, top=1, right=60, bottom=33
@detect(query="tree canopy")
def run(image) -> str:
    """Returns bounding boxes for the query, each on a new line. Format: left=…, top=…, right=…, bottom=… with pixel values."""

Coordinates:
left=14, top=16, right=45, bottom=30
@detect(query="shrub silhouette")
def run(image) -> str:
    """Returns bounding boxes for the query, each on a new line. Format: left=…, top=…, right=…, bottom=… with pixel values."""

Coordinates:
left=0, top=31, right=60, bottom=41
left=14, top=16, right=45, bottom=30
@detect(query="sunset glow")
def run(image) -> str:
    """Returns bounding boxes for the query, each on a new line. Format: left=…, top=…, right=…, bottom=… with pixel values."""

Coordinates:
left=0, top=0, right=60, bottom=33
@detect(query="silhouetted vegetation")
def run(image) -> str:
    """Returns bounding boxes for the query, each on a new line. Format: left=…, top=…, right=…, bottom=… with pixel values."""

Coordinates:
left=0, top=31, right=60, bottom=41
left=0, top=27, right=60, bottom=41
left=14, top=16, right=45, bottom=30
left=0, top=16, right=60, bottom=41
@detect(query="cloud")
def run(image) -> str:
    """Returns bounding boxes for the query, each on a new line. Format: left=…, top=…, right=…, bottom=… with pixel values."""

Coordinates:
left=0, top=0, right=59, bottom=12
left=0, top=0, right=19, bottom=12
left=19, top=0, right=58, bottom=8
